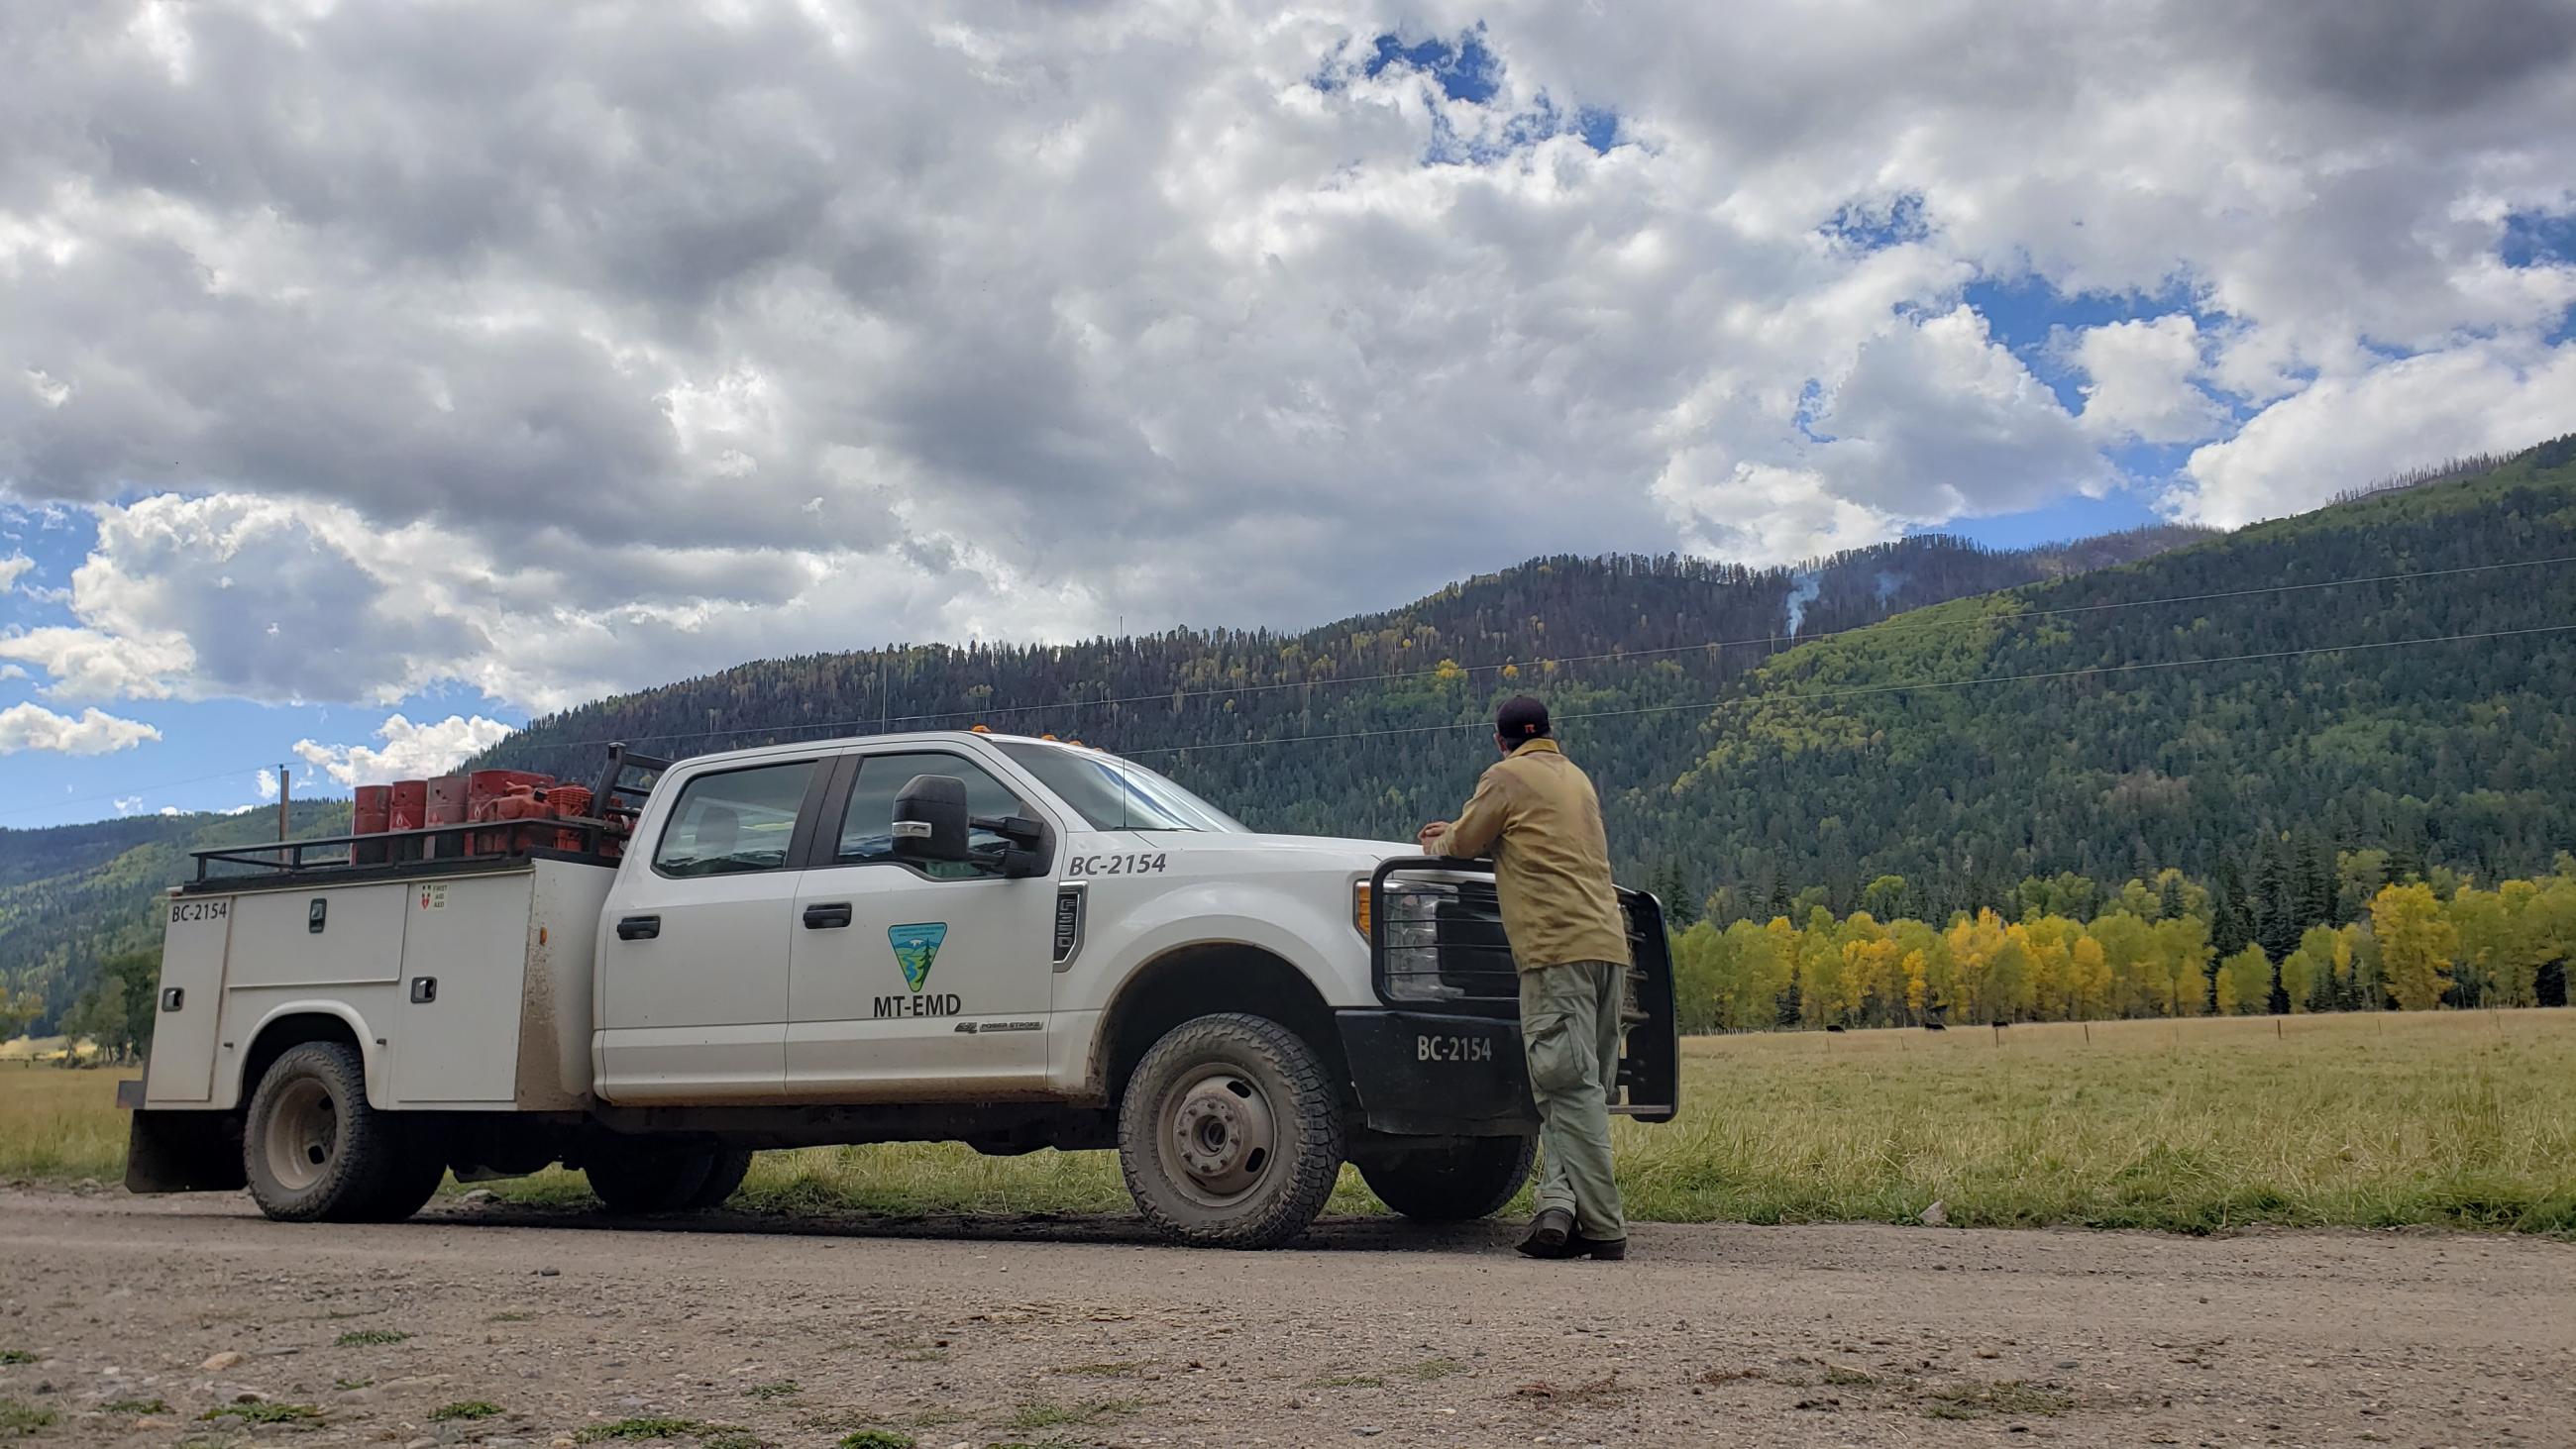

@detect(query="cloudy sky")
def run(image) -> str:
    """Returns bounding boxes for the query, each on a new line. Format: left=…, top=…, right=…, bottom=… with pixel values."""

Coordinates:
left=3, top=0, right=2573, bottom=825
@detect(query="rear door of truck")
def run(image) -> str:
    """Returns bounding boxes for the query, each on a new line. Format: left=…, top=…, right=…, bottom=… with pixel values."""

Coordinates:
left=594, top=755, right=831, bottom=1101
left=782, top=746, right=1063, bottom=1096
left=144, top=894, right=234, bottom=1103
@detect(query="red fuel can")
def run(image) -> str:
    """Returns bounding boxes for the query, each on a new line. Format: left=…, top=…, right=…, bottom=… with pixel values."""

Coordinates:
left=387, top=779, right=429, bottom=863
left=547, top=785, right=594, bottom=853
left=472, top=786, right=548, bottom=855
left=469, top=770, right=552, bottom=810
left=353, top=784, right=391, bottom=865
left=426, top=775, right=471, bottom=856
left=467, top=771, right=554, bottom=855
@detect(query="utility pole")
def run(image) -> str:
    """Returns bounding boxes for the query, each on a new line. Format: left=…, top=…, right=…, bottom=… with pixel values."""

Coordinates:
left=277, top=763, right=290, bottom=843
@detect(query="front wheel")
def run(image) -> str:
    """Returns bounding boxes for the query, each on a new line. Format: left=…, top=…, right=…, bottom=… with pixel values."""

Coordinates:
left=1359, top=1136, right=1536, bottom=1221
left=1118, top=1013, right=1345, bottom=1249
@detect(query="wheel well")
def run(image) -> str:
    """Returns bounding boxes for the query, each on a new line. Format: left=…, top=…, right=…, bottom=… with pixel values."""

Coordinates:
left=240, top=1013, right=363, bottom=1103
left=1096, top=944, right=1346, bottom=1104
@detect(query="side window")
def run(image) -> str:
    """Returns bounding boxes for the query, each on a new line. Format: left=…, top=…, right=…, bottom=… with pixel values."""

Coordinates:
left=651, top=760, right=816, bottom=878
left=838, top=752, right=1026, bottom=878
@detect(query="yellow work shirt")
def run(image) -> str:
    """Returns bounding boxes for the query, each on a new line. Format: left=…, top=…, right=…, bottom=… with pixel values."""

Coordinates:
left=1429, top=738, right=1633, bottom=972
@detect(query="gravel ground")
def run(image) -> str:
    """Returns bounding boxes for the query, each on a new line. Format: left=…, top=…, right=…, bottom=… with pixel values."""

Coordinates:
left=1, top=1188, right=2570, bottom=1448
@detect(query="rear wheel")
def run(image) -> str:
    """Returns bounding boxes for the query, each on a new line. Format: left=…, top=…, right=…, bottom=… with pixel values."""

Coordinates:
left=243, top=1042, right=406, bottom=1223
left=1359, top=1136, right=1536, bottom=1221
left=585, top=1147, right=716, bottom=1214
left=681, top=1149, right=755, bottom=1210
left=354, top=1133, right=449, bottom=1223
left=1118, top=1013, right=1344, bottom=1249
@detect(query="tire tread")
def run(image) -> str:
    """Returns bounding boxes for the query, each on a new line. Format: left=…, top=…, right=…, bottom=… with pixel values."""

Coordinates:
left=243, top=1041, right=401, bottom=1224
left=1118, top=1012, right=1344, bottom=1249
left=1360, top=1135, right=1536, bottom=1221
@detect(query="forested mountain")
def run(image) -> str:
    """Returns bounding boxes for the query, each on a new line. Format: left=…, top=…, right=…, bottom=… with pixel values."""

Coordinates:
left=1642, top=436, right=2576, bottom=919
left=484, top=528, right=2207, bottom=847
left=0, top=803, right=348, bottom=1027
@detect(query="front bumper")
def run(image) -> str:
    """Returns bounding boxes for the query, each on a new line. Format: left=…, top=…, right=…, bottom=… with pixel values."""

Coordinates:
left=1337, top=1009, right=1540, bottom=1136
left=1362, top=857, right=1681, bottom=1129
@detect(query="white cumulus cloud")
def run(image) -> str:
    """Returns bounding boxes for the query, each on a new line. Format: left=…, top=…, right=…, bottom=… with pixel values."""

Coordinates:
left=2170, top=340, right=2576, bottom=526
left=2072, top=315, right=2227, bottom=445
left=0, top=701, right=161, bottom=756
left=0, top=1, right=2564, bottom=713
left=292, top=713, right=517, bottom=786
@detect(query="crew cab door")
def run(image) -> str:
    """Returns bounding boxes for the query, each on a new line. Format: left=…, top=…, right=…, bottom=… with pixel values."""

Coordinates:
left=785, top=747, right=1061, bottom=1098
left=594, top=756, right=828, bottom=1102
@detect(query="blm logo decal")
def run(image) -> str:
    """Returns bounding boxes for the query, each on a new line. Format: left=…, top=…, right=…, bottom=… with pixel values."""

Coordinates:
left=879, top=923, right=961, bottom=1018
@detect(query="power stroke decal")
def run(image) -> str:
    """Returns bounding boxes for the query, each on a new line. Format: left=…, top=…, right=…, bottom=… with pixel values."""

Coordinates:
left=879, top=922, right=961, bottom=1019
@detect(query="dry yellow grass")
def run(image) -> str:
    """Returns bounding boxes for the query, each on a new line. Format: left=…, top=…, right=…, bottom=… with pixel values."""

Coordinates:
left=1621, top=1009, right=2576, bottom=1231
left=9, top=1011, right=2571, bottom=1232
left=0, top=1065, right=130, bottom=1181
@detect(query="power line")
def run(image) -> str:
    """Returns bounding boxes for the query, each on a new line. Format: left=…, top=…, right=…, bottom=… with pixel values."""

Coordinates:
left=0, top=764, right=278, bottom=822
left=531, top=552, right=2576, bottom=751
left=1122, top=622, right=2576, bottom=758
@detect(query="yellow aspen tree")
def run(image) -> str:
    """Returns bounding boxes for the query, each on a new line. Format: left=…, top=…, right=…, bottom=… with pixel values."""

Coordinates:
left=1837, top=939, right=1876, bottom=1023
left=2086, top=911, right=2153, bottom=1016
left=2018, top=917, right=2078, bottom=1021
left=2216, top=944, right=2269, bottom=1015
left=2069, top=933, right=2111, bottom=1019
left=2372, top=882, right=2458, bottom=1011
left=1837, top=911, right=1888, bottom=1022
left=1902, top=949, right=1929, bottom=1021
left=1944, top=909, right=2013, bottom=1022
left=2500, top=879, right=2546, bottom=1007
left=2150, top=915, right=2213, bottom=1016
left=2281, top=925, right=2340, bottom=1012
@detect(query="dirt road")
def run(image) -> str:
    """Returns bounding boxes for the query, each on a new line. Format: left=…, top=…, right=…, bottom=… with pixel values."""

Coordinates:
left=1, top=1190, right=2568, bottom=1448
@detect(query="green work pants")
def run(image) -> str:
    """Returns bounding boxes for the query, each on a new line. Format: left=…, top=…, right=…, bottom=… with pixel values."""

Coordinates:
left=1519, top=959, right=1627, bottom=1241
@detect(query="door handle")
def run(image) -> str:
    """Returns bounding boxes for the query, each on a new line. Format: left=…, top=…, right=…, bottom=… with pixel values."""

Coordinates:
left=616, top=914, right=661, bottom=941
left=803, top=902, right=854, bottom=930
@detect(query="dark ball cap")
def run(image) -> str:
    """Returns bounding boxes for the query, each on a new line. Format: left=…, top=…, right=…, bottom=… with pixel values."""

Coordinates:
left=1496, top=695, right=1551, bottom=741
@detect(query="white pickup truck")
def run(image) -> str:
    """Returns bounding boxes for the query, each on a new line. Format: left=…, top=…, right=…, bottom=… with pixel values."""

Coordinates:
left=121, top=730, right=1675, bottom=1247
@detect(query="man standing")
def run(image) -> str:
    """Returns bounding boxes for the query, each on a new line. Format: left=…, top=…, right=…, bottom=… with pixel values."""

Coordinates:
left=1418, top=697, right=1632, bottom=1260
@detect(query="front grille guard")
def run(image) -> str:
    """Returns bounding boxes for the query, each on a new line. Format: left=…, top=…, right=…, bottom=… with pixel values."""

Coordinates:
left=1367, top=856, right=1680, bottom=1122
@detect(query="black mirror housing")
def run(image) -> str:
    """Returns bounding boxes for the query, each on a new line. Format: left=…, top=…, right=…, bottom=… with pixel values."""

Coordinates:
left=892, top=775, right=973, bottom=862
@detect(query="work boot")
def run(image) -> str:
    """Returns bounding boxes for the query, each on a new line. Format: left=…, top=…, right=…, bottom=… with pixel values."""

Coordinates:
left=1516, top=1206, right=1575, bottom=1258
left=1570, top=1234, right=1627, bottom=1261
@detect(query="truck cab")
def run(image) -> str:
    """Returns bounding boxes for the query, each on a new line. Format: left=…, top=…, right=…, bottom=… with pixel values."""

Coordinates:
left=124, top=730, right=1676, bottom=1248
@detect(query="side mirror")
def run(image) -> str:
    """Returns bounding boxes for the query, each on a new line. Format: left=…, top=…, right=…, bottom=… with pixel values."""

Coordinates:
left=971, top=813, right=1052, bottom=880
left=892, top=775, right=973, bottom=863
left=893, top=776, right=1054, bottom=879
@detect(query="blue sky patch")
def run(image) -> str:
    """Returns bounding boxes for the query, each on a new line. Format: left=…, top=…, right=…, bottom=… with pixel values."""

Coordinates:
left=1320, top=27, right=1620, bottom=163
left=2499, top=208, right=2576, bottom=268
left=1821, top=191, right=1931, bottom=252
left=1364, top=27, right=1500, bottom=103
left=1959, top=273, right=2209, bottom=412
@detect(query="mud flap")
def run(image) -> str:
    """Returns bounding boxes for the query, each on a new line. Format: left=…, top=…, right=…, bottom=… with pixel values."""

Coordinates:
left=125, top=1109, right=248, bottom=1194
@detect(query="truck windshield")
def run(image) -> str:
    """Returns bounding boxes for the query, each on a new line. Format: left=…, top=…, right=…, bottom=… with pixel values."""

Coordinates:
left=995, top=742, right=1248, bottom=833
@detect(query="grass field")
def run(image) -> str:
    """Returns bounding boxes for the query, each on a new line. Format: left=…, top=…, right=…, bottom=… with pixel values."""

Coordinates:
left=8, top=1010, right=2572, bottom=1233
